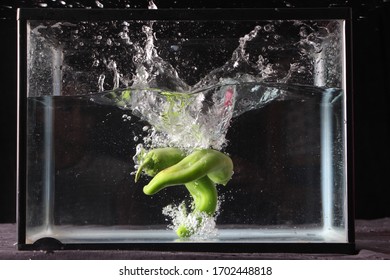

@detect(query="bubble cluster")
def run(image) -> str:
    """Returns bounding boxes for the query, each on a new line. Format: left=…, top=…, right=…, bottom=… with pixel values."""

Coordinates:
left=162, top=200, right=221, bottom=240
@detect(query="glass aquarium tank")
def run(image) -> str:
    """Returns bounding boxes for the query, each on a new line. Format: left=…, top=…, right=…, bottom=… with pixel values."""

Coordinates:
left=17, top=7, right=354, bottom=252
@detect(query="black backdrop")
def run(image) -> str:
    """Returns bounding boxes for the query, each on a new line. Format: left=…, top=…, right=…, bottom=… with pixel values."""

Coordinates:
left=1, top=0, right=389, bottom=222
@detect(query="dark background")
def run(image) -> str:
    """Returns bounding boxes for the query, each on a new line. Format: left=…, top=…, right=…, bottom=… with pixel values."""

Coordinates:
left=1, top=0, right=389, bottom=223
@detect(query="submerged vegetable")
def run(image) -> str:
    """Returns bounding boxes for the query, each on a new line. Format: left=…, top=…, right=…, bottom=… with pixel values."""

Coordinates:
left=135, top=147, right=186, bottom=182
left=142, top=149, right=233, bottom=195
left=178, top=176, right=218, bottom=238
left=136, top=148, right=233, bottom=238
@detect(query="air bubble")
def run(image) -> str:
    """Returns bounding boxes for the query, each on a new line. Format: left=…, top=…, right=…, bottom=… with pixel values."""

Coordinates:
left=92, top=60, right=100, bottom=67
left=264, top=24, right=273, bottom=32
left=162, top=200, right=220, bottom=240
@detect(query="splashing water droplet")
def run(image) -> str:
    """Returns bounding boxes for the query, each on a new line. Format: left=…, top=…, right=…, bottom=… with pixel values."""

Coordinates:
left=148, top=0, right=158, bottom=10
left=98, top=74, right=105, bottom=92
left=107, top=60, right=120, bottom=89
left=95, top=0, right=104, bottom=8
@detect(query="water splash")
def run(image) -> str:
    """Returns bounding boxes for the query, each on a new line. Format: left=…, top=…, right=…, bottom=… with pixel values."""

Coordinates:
left=28, top=6, right=343, bottom=157
left=192, top=26, right=263, bottom=91
left=78, top=18, right=341, bottom=152
left=131, top=23, right=190, bottom=92
left=29, top=19, right=341, bottom=150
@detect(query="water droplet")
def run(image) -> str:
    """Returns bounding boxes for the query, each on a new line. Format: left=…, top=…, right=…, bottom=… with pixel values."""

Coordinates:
left=170, top=45, right=180, bottom=52
left=122, top=114, right=131, bottom=121
left=98, top=74, right=105, bottom=92
left=95, top=0, right=104, bottom=8
left=148, top=0, right=158, bottom=9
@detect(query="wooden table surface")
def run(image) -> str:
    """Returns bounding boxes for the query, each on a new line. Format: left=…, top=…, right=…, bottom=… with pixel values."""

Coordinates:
left=1, top=218, right=389, bottom=259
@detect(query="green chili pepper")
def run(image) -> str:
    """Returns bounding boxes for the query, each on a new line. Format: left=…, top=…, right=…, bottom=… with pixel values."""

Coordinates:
left=178, top=176, right=218, bottom=238
left=135, top=147, right=186, bottom=182
left=185, top=176, right=218, bottom=215
left=136, top=148, right=233, bottom=238
left=143, top=149, right=233, bottom=195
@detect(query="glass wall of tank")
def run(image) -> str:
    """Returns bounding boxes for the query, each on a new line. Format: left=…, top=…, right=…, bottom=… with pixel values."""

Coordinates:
left=19, top=10, right=350, bottom=245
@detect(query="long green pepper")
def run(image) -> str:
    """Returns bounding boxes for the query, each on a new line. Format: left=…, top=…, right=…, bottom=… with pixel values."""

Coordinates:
left=136, top=148, right=233, bottom=238
left=135, top=147, right=186, bottom=182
